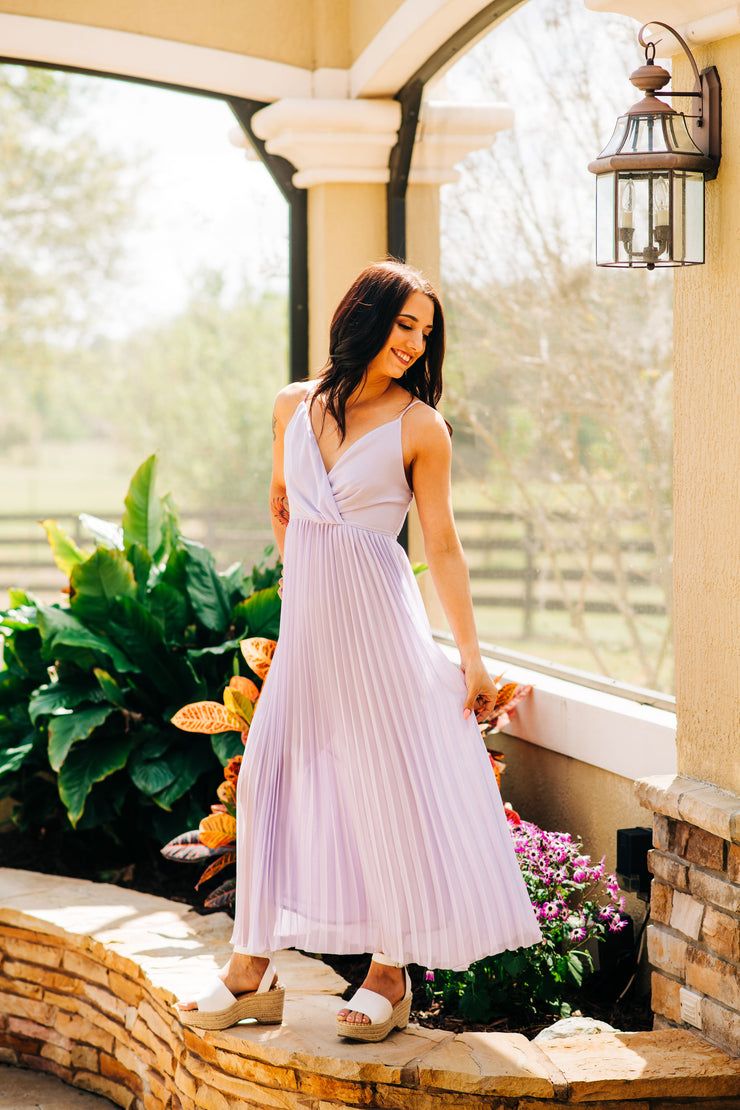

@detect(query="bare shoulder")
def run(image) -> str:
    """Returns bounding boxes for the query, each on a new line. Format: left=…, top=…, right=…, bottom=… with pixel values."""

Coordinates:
left=403, top=401, right=452, bottom=458
left=274, top=380, right=312, bottom=426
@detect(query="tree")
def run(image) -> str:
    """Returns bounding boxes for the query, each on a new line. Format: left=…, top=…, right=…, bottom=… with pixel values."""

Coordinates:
left=442, top=0, right=674, bottom=690
left=0, top=65, right=136, bottom=448
left=104, top=271, right=286, bottom=520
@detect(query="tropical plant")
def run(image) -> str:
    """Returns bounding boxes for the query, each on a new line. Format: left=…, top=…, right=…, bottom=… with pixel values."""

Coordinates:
left=425, top=821, right=626, bottom=1024
left=0, top=455, right=281, bottom=848
left=160, top=636, right=276, bottom=909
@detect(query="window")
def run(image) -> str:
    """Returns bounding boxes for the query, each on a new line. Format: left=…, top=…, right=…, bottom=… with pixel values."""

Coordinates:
left=0, top=67, right=288, bottom=598
left=441, top=0, right=674, bottom=694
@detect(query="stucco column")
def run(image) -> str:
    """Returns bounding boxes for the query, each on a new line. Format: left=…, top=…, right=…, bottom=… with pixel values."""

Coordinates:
left=671, top=44, right=740, bottom=796
left=250, top=99, right=400, bottom=372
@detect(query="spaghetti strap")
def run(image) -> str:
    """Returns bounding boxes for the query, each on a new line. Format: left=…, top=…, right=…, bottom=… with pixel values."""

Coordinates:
left=399, top=397, right=424, bottom=417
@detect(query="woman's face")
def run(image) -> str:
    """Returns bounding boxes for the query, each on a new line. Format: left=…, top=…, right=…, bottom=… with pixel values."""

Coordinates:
left=367, top=290, right=434, bottom=381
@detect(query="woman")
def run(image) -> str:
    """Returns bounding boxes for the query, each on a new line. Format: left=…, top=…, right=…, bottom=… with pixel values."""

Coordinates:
left=177, top=261, right=541, bottom=1041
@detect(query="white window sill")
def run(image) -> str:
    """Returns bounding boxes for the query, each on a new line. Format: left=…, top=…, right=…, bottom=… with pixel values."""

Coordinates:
left=435, top=636, right=677, bottom=781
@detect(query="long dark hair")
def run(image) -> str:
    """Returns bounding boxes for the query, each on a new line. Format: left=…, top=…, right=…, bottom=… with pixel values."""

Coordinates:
left=311, top=260, right=446, bottom=441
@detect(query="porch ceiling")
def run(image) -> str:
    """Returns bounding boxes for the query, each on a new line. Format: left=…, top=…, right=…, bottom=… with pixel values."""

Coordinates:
left=0, top=0, right=523, bottom=101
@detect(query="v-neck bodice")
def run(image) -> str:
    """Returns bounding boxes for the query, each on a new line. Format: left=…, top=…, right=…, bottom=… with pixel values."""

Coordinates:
left=283, top=398, right=419, bottom=537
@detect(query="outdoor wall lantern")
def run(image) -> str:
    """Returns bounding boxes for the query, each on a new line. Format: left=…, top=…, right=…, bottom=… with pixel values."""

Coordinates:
left=589, top=22, right=720, bottom=269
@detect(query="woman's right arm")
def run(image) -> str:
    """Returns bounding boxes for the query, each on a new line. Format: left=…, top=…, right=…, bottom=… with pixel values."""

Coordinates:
left=269, top=384, right=308, bottom=559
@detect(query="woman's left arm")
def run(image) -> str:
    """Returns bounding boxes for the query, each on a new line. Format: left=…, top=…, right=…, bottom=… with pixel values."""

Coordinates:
left=409, top=410, right=497, bottom=720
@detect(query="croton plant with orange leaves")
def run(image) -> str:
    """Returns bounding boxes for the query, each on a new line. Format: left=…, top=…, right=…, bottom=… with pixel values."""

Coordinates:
left=160, top=637, right=275, bottom=909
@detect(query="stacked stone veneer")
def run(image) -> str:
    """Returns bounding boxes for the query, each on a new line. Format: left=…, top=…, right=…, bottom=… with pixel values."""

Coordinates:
left=3, top=867, right=740, bottom=1108
left=638, top=775, right=740, bottom=1056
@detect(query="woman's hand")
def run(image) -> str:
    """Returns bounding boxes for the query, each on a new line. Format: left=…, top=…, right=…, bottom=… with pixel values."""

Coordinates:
left=277, top=575, right=284, bottom=599
left=461, top=656, right=498, bottom=722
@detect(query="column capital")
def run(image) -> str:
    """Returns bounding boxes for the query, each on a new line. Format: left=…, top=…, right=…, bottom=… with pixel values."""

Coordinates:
left=234, top=97, right=513, bottom=189
left=410, top=101, right=514, bottom=185
left=250, top=98, right=401, bottom=189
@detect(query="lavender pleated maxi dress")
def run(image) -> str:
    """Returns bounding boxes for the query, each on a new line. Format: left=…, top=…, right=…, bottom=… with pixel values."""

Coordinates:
left=231, top=398, right=542, bottom=970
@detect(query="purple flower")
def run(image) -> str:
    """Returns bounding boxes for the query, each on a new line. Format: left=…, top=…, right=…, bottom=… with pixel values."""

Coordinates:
left=425, top=970, right=435, bottom=982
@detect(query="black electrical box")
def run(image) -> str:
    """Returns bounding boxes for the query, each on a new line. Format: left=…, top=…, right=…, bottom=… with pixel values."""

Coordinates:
left=616, top=826, right=653, bottom=897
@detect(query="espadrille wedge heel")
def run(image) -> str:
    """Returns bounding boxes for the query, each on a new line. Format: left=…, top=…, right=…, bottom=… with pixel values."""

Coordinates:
left=336, top=954, right=412, bottom=1043
left=176, top=959, right=284, bottom=1031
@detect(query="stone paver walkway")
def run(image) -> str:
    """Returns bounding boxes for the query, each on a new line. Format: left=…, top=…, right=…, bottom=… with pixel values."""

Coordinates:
left=0, top=1063, right=116, bottom=1108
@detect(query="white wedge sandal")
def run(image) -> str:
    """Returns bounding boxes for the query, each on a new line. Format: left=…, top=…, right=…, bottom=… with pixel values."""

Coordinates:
left=176, top=958, right=284, bottom=1031
left=336, top=953, right=412, bottom=1043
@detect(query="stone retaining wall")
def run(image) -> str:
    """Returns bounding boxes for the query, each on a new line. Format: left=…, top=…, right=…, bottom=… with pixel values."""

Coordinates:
left=637, top=775, right=740, bottom=1056
left=2, top=868, right=740, bottom=1109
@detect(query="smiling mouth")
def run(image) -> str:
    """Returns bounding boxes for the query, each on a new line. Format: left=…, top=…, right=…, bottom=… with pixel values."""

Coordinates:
left=392, top=349, right=412, bottom=366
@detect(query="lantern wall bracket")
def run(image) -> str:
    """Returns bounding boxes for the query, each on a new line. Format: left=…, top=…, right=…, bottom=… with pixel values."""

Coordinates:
left=638, top=21, right=721, bottom=179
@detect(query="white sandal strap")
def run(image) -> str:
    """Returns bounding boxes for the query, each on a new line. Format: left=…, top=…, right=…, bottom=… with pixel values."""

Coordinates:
left=372, top=952, right=403, bottom=968
left=257, top=959, right=277, bottom=994
left=345, top=987, right=393, bottom=1025
left=190, top=959, right=276, bottom=1016
left=192, top=978, right=238, bottom=1013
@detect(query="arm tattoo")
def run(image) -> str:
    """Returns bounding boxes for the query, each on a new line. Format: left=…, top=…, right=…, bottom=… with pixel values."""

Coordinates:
left=271, top=495, right=290, bottom=527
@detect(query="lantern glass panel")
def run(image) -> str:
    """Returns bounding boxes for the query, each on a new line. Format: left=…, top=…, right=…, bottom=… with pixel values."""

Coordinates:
left=672, top=171, right=704, bottom=263
left=599, top=115, right=630, bottom=157
left=615, top=173, right=655, bottom=265
left=625, top=112, right=702, bottom=156
left=596, top=174, right=617, bottom=264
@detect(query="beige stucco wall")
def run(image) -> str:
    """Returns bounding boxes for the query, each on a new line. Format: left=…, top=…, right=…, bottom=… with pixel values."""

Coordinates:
left=673, top=39, right=740, bottom=796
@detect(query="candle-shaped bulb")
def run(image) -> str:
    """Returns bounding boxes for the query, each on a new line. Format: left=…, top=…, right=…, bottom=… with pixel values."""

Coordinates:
left=620, top=179, right=634, bottom=229
left=654, top=176, right=670, bottom=227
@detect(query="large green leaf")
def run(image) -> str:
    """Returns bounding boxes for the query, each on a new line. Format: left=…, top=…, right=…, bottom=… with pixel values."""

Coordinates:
left=153, top=742, right=214, bottom=809
left=70, top=548, right=137, bottom=625
left=48, top=704, right=116, bottom=771
left=57, top=733, right=133, bottom=826
left=219, top=561, right=245, bottom=601
left=93, top=668, right=128, bottom=708
left=148, top=581, right=189, bottom=642
left=128, top=752, right=178, bottom=797
left=232, top=586, right=281, bottom=639
left=37, top=606, right=136, bottom=674
left=211, top=731, right=244, bottom=764
left=0, top=606, right=39, bottom=633
left=182, top=539, right=230, bottom=632
left=159, top=492, right=181, bottom=560
left=122, top=455, right=163, bottom=556
left=40, top=520, right=88, bottom=577
left=126, top=543, right=153, bottom=596
left=78, top=513, right=124, bottom=550
left=0, top=741, right=34, bottom=776
left=187, top=639, right=241, bottom=661
left=6, top=588, right=32, bottom=608
left=161, top=545, right=188, bottom=592
left=106, top=597, right=202, bottom=701
left=29, top=678, right=102, bottom=723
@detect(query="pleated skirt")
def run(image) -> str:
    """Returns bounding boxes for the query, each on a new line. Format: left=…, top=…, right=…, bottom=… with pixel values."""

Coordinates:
left=231, top=516, right=542, bottom=970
